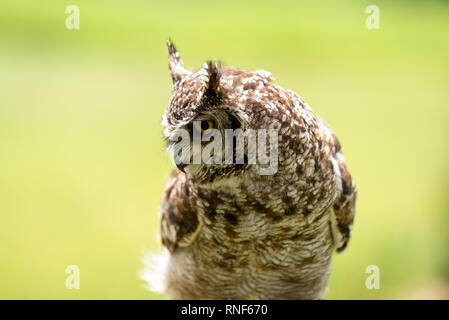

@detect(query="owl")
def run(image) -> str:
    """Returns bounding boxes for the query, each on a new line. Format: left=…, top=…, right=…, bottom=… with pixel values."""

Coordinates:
left=143, top=41, right=357, bottom=300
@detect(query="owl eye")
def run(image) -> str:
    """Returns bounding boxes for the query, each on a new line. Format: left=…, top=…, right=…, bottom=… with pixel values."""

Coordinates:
left=193, top=120, right=215, bottom=134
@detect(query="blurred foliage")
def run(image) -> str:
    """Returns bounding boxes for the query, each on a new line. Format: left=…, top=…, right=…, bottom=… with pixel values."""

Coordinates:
left=0, top=0, right=448, bottom=299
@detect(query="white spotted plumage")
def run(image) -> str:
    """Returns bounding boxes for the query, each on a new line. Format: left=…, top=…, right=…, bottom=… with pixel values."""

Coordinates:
left=142, top=41, right=357, bottom=299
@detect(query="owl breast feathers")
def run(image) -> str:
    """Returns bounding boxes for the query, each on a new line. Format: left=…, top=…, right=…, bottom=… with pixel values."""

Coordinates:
left=143, top=41, right=357, bottom=300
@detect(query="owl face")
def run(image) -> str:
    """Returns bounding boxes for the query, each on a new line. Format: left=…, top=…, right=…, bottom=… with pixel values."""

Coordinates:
left=164, top=108, right=246, bottom=183
left=163, top=41, right=281, bottom=181
left=162, top=46, right=248, bottom=182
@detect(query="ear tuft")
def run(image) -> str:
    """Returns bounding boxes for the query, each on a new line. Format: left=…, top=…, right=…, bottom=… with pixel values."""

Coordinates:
left=167, top=39, right=187, bottom=83
left=204, top=60, right=222, bottom=95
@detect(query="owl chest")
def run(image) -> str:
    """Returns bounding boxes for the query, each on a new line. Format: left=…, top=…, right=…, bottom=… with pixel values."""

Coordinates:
left=196, top=206, right=332, bottom=260
left=181, top=208, right=333, bottom=297
left=172, top=181, right=336, bottom=298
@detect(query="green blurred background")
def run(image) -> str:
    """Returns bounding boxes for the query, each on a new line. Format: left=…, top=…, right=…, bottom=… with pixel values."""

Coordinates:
left=1, top=0, right=448, bottom=299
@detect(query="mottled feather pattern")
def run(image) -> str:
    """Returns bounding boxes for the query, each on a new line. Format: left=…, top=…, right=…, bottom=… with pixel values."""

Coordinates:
left=146, top=41, right=357, bottom=299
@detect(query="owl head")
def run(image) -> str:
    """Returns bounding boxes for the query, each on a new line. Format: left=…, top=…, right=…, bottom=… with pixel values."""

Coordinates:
left=162, top=41, right=287, bottom=182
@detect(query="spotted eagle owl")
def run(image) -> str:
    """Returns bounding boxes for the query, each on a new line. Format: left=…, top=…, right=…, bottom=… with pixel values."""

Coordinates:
left=144, top=41, right=357, bottom=300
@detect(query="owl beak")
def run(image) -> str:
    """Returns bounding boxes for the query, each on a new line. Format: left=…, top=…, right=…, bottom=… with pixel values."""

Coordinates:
left=176, top=163, right=186, bottom=173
